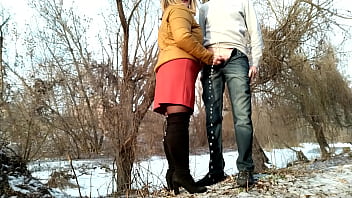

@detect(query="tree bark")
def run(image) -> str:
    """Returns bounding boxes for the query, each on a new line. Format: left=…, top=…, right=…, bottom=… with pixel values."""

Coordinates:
left=311, top=116, right=330, bottom=159
left=252, top=134, right=269, bottom=173
left=115, top=133, right=137, bottom=191
left=0, top=18, right=9, bottom=107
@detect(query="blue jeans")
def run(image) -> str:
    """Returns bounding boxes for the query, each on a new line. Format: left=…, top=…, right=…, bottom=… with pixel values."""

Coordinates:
left=201, top=48, right=254, bottom=173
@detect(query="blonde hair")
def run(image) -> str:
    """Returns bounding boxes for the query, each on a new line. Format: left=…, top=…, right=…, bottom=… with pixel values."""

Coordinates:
left=160, top=0, right=197, bottom=14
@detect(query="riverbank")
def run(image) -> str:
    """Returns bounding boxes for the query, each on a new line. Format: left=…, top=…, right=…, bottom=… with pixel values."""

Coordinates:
left=153, top=151, right=352, bottom=198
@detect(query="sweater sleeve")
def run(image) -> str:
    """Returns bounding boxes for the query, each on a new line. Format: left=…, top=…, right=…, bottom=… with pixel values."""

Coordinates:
left=245, top=0, right=263, bottom=67
left=168, top=7, right=213, bottom=65
left=198, top=5, right=206, bottom=44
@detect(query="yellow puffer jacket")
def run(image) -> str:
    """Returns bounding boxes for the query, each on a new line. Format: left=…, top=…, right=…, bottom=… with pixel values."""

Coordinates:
left=155, top=4, right=214, bottom=71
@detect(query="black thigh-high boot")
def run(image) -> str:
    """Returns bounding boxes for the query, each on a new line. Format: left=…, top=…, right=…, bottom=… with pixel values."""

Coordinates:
left=163, top=117, right=175, bottom=191
left=164, top=112, right=207, bottom=195
left=163, top=139, right=174, bottom=191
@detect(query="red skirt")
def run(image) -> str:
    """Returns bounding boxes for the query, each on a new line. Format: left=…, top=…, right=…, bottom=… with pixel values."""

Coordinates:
left=153, top=59, right=201, bottom=115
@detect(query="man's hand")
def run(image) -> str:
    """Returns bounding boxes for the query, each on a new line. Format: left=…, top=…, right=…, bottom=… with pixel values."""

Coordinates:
left=248, top=66, right=257, bottom=81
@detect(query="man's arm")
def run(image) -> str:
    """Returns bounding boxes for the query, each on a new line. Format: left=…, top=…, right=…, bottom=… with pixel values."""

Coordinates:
left=245, top=0, right=263, bottom=68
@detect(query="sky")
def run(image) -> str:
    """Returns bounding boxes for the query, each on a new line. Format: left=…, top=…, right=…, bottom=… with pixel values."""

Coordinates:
left=0, top=0, right=351, bottom=82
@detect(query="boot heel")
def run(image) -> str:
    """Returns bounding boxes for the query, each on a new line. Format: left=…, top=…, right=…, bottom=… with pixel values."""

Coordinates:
left=173, top=182, right=180, bottom=195
left=173, top=172, right=207, bottom=194
left=166, top=169, right=174, bottom=191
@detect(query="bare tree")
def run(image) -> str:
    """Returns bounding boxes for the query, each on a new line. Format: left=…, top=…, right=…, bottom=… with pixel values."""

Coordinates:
left=3, top=0, right=157, bottom=193
left=107, top=0, right=158, bottom=192
left=0, top=15, right=10, bottom=115
left=0, top=14, right=10, bottom=149
left=0, top=0, right=158, bottom=193
left=255, top=0, right=352, bottom=159
left=0, top=9, right=55, bottom=161
left=24, top=0, right=108, bottom=158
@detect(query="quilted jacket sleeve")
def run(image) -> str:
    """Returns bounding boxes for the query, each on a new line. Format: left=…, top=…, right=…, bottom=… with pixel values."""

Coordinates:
left=168, top=7, right=213, bottom=65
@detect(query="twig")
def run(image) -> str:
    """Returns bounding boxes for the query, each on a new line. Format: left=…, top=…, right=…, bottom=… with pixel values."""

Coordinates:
left=67, top=154, right=82, bottom=198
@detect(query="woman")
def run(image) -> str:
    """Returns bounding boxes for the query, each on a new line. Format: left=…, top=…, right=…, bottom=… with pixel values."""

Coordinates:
left=153, top=0, right=220, bottom=195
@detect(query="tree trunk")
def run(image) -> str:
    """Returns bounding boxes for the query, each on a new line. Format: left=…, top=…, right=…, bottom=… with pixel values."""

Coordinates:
left=252, top=134, right=269, bottom=173
left=115, top=134, right=136, bottom=191
left=0, top=22, right=5, bottom=107
left=311, top=118, right=330, bottom=159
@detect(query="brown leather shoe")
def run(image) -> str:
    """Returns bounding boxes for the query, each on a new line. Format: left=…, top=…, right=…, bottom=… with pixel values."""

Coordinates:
left=236, top=171, right=254, bottom=187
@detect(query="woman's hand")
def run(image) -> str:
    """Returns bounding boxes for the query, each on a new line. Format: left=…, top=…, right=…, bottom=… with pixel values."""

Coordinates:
left=212, top=55, right=224, bottom=65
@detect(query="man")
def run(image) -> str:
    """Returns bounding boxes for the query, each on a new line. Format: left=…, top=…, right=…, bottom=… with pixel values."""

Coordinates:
left=197, top=0, right=263, bottom=187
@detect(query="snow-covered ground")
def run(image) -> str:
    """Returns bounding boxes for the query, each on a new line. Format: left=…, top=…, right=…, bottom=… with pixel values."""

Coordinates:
left=23, top=142, right=351, bottom=197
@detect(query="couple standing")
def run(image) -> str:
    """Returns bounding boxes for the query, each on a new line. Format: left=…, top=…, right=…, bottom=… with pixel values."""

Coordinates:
left=153, top=0, right=263, bottom=194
